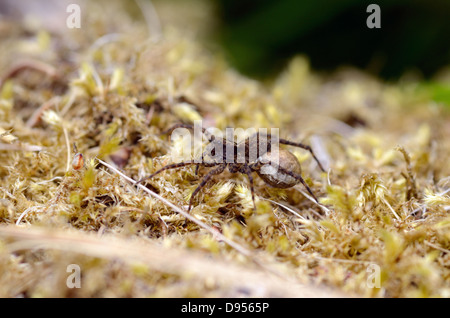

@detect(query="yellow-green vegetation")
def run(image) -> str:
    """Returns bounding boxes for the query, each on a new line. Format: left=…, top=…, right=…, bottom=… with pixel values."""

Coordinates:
left=0, top=1, right=449, bottom=297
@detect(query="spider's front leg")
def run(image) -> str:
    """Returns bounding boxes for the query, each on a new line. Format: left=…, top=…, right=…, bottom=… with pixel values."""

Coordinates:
left=240, top=164, right=257, bottom=211
left=275, top=165, right=319, bottom=203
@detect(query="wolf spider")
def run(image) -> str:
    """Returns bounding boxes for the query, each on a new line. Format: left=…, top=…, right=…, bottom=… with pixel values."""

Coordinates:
left=137, top=124, right=325, bottom=212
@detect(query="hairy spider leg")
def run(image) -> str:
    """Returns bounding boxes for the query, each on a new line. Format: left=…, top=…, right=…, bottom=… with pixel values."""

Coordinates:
left=278, top=138, right=325, bottom=172
left=188, top=163, right=227, bottom=212
left=160, top=123, right=214, bottom=142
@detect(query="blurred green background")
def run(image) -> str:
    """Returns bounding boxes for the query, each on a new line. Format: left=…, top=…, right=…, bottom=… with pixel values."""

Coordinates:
left=214, top=0, right=450, bottom=80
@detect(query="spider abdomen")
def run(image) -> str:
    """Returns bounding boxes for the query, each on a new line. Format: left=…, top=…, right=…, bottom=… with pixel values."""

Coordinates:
left=256, top=149, right=302, bottom=188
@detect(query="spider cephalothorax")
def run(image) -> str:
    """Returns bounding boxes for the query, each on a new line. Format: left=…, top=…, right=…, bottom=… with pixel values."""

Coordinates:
left=137, top=123, right=325, bottom=212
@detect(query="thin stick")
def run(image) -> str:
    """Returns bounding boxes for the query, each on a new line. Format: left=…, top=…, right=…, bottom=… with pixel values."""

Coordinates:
left=16, top=206, right=44, bottom=225
left=35, top=177, right=63, bottom=185
left=382, top=197, right=401, bottom=221
left=424, top=240, right=449, bottom=254
left=26, top=97, right=60, bottom=128
left=90, top=63, right=104, bottom=97
left=135, top=0, right=163, bottom=42
left=301, top=253, right=378, bottom=266
left=0, top=143, right=43, bottom=152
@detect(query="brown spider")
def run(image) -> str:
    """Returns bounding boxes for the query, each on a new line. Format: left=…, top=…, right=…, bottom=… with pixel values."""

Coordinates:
left=137, top=123, right=325, bottom=212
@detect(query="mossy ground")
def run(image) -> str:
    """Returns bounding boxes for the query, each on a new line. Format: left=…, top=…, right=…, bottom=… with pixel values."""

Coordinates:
left=0, top=0, right=449, bottom=297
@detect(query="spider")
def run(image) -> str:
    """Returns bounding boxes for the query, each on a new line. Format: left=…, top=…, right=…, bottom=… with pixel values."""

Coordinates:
left=136, top=123, right=325, bottom=212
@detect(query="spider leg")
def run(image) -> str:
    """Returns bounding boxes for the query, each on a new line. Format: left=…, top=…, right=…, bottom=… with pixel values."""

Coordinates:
left=136, top=160, right=218, bottom=184
left=243, top=165, right=256, bottom=210
left=160, top=123, right=214, bottom=142
left=278, top=138, right=325, bottom=172
left=159, top=124, right=218, bottom=177
left=188, top=163, right=226, bottom=212
left=195, top=147, right=215, bottom=176
left=277, top=165, right=319, bottom=203
left=250, top=161, right=319, bottom=203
